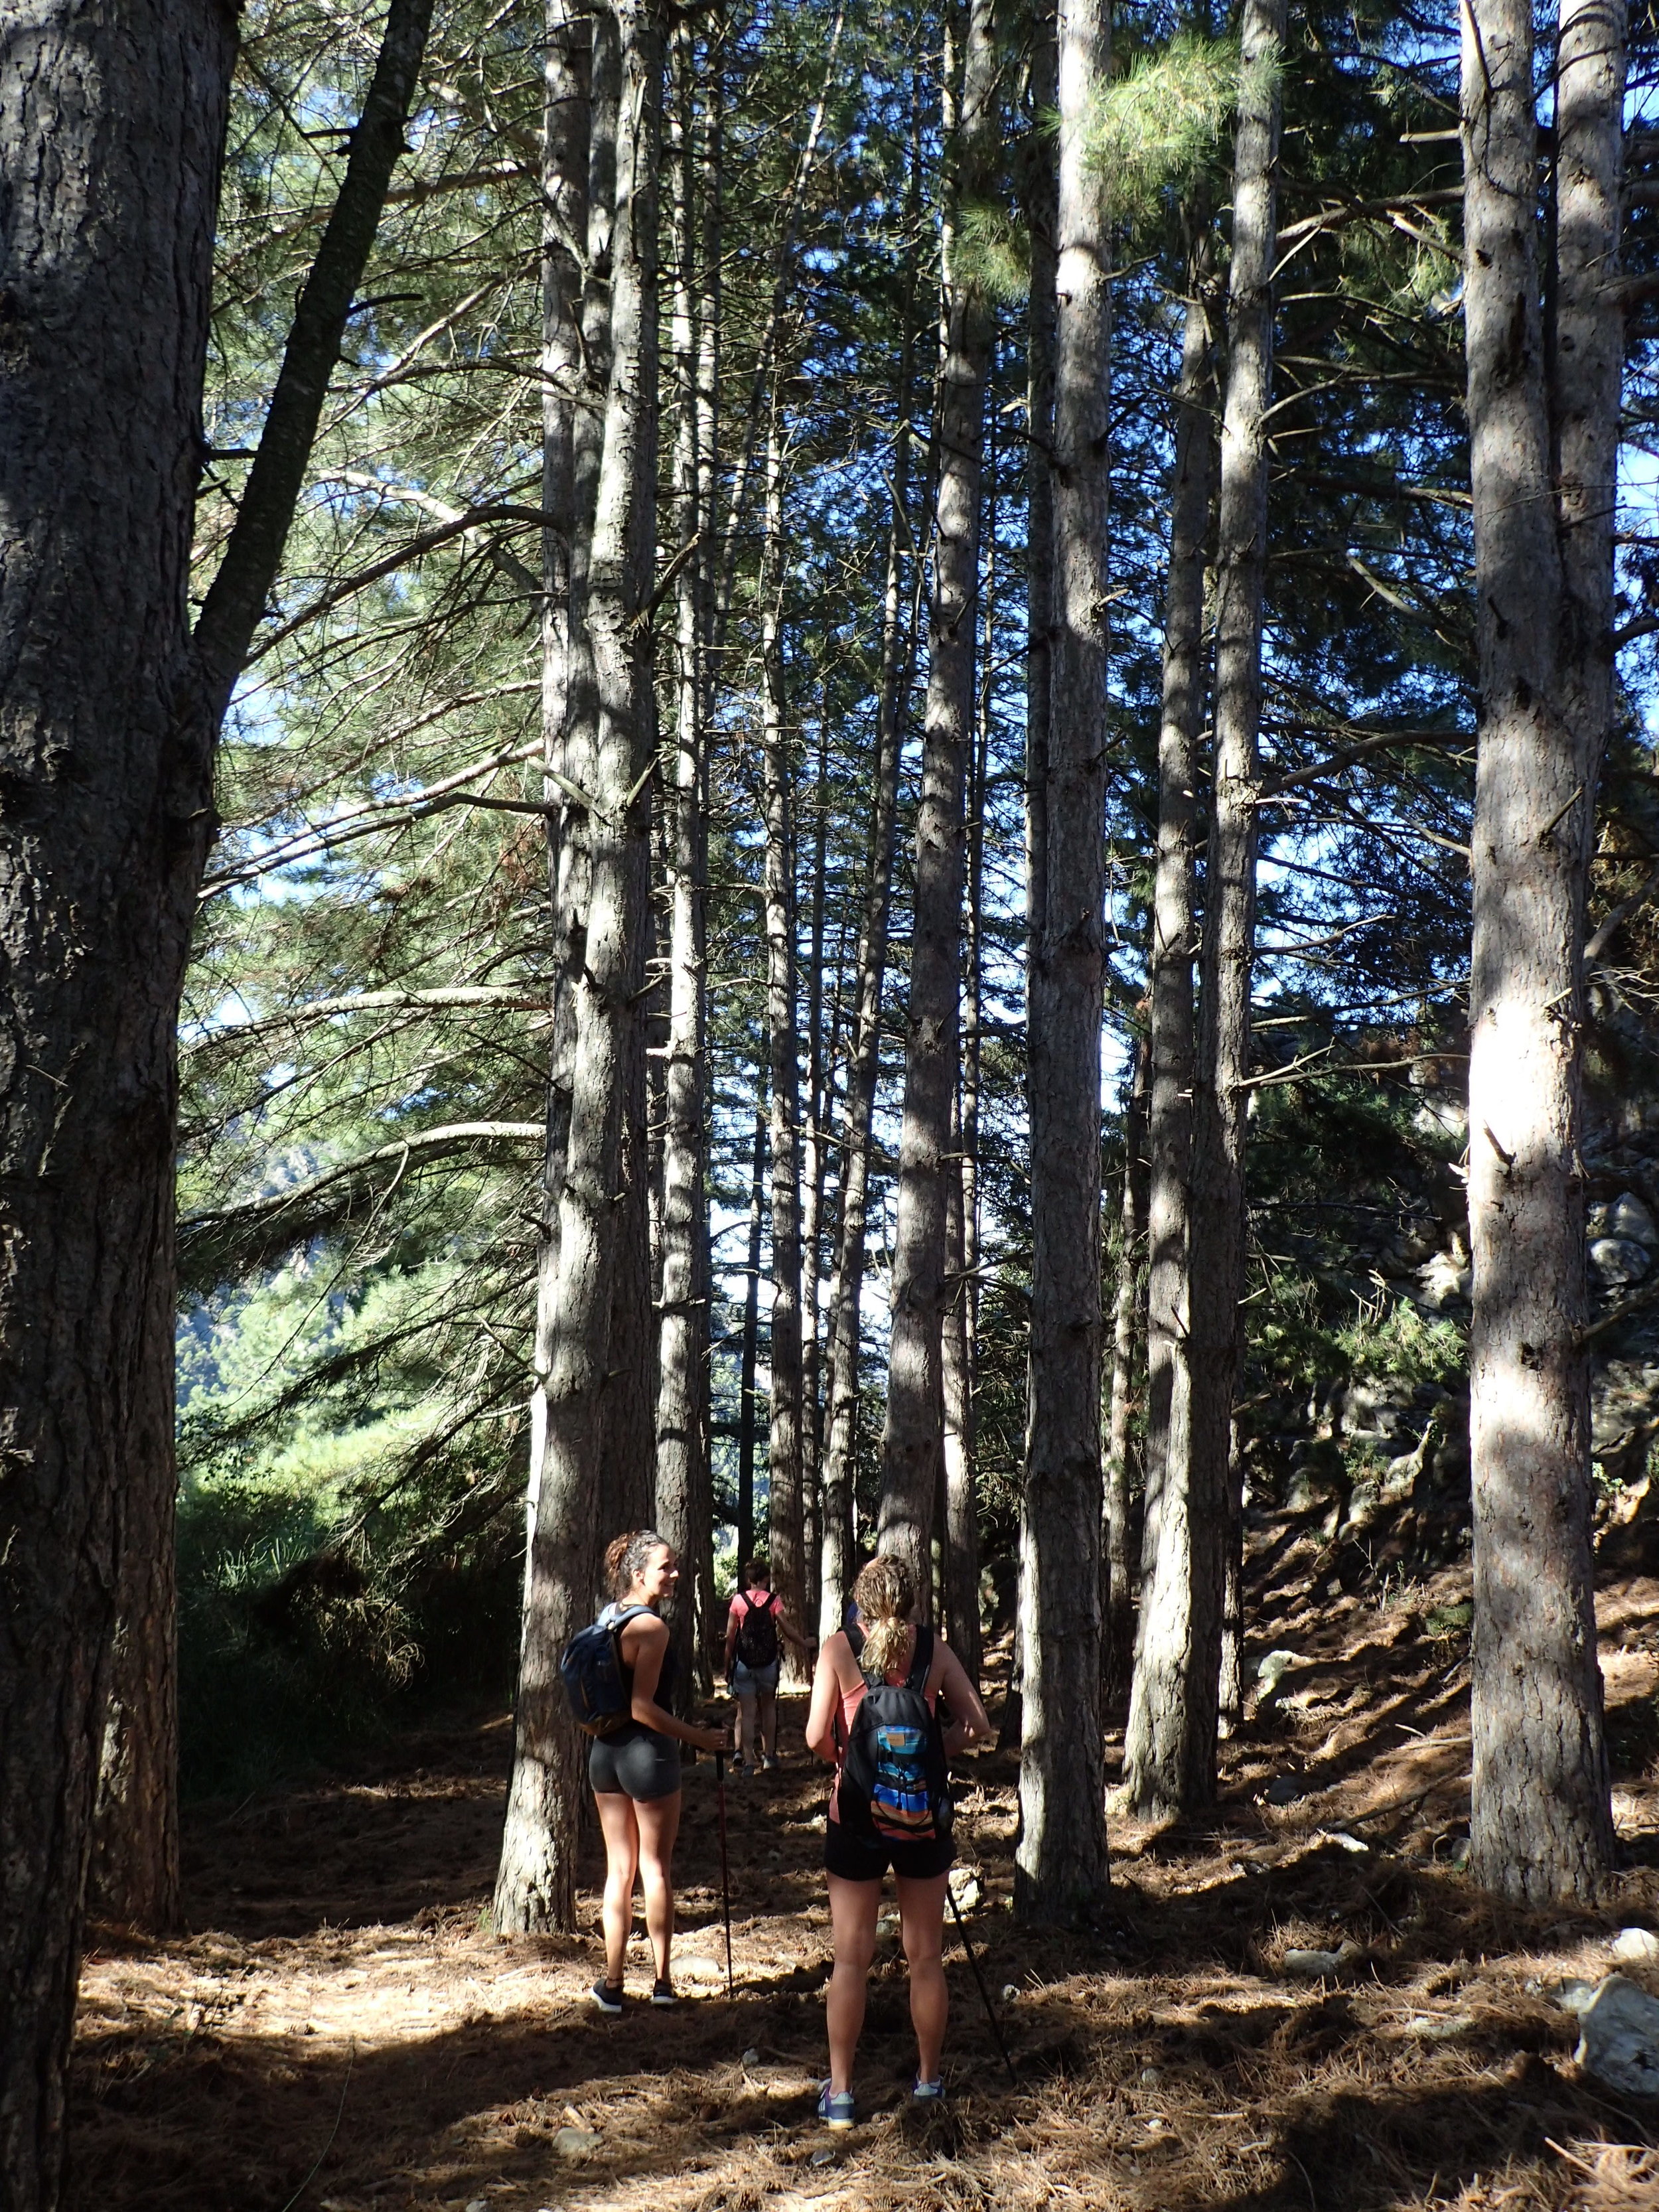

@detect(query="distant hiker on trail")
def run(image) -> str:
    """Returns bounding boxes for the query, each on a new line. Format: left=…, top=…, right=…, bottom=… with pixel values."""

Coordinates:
left=585, top=1530, right=730, bottom=2014
left=804, top=1552, right=991, bottom=2129
left=722, top=1558, right=808, bottom=1773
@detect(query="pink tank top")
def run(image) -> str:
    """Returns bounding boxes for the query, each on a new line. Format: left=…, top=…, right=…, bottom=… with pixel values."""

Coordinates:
left=827, top=1630, right=940, bottom=1825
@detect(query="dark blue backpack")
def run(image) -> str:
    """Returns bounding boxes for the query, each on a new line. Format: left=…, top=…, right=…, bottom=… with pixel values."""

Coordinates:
left=560, top=1603, right=647, bottom=1736
left=836, top=1623, right=952, bottom=1845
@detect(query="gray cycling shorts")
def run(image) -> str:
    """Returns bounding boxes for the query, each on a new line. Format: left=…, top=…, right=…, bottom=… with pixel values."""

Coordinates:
left=589, top=1722, right=682, bottom=1802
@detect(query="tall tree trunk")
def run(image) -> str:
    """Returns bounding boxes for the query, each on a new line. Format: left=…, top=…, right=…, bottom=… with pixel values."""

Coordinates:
left=1017, top=0, right=1113, bottom=1923
left=737, top=1073, right=767, bottom=1572
left=86, top=0, right=435, bottom=1939
left=1461, top=0, right=1619, bottom=1903
left=1125, top=0, right=1283, bottom=1818
left=879, top=0, right=1000, bottom=1595
left=654, top=15, right=711, bottom=1698
left=818, top=252, right=922, bottom=1639
left=800, top=700, right=833, bottom=1629
left=1104, top=1037, right=1149, bottom=1702
left=0, top=13, right=234, bottom=2203
left=496, top=0, right=662, bottom=1935
left=1022, top=0, right=1059, bottom=976
left=1137, top=229, right=1214, bottom=1586
left=942, top=1104, right=980, bottom=1675
left=761, top=410, right=808, bottom=1671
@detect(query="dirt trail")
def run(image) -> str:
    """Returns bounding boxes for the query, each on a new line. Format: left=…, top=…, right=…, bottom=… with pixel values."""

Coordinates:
left=74, top=1530, right=1659, bottom=2211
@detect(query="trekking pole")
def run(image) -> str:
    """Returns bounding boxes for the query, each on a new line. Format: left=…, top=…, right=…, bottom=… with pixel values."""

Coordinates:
left=946, top=1883, right=1016, bottom=2086
left=713, top=1750, right=735, bottom=1998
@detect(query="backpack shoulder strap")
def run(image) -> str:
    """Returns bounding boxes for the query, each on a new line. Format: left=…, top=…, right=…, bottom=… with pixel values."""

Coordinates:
left=905, top=1622, right=936, bottom=1694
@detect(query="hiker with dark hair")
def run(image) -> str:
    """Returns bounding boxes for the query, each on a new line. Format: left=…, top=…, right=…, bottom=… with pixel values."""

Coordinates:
left=586, top=1529, right=729, bottom=2014
left=721, top=1556, right=808, bottom=1774
left=804, top=1551, right=991, bottom=2128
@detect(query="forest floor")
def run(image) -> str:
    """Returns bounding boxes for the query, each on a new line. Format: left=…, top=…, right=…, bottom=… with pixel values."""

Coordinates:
left=74, top=1519, right=1659, bottom=2212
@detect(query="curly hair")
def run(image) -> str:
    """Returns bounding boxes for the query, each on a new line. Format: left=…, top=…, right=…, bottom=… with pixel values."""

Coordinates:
left=604, top=1528, right=670, bottom=1599
left=851, top=1552, right=916, bottom=1679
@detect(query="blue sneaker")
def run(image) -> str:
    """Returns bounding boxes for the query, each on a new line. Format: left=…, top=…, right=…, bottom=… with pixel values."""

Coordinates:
left=817, top=2081, right=855, bottom=2131
left=912, top=2075, right=944, bottom=2102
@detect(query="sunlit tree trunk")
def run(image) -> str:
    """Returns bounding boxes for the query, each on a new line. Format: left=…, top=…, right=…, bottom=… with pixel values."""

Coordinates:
left=1137, top=230, right=1214, bottom=1589
left=879, top=0, right=1000, bottom=1595
left=1017, top=0, right=1112, bottom=1923
left=1126, top=0, right=1283, bottom=1818
left=737, top=1074, right=767, bottom=1572
left=760, top=409, right=808, bottom=1670
left=497, top=0, right=662, bottom=1934
left=1462, top=0, right=1619, bottom=1903
left=0, top=13, right=234, bottom=2203
left=818, top=234, right=922, bottom=1639
left=654, top=15, right=711, bottom=1697
left=1104, top=1037, right=1149, bottom=1701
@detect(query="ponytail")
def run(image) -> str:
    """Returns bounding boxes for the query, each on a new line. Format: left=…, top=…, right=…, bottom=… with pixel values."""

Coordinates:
left=851, top=1553, right=915, bottom=1678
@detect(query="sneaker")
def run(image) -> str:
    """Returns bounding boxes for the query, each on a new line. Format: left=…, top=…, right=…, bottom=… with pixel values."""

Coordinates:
left=590, top=1979, right=624, bottom=2016
left=760, top=1753, right=779, bottom=1771
left=650, top=1978, right=678, bottom=2007
left=817, top=2082, right=855, bottom=2131
left=729, top=1754, right=747, bottom=1778
left=912, top=2075, right=944, bottom=2102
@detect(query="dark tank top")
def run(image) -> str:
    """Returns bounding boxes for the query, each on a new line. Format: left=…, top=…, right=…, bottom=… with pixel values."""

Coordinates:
left=613, top=1603, right=678, bottom=1733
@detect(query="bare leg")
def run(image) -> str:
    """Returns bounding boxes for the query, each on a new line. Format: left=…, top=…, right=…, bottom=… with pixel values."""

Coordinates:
left=758, top=1688, right=778, bottom=1760
left=736, top=1688, right=758, bottom=1763
left=896, top=1872, right=949, bottom=2083
left=826, top=1870, right=881, bottom=2094
left=593, top=1791, right=640, bottom=1987
left=635, top=1792, right=683, bottom=1984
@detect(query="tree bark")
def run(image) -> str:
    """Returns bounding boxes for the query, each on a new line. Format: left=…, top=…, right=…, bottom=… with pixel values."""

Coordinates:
left=760, top=409, right=808, bottom=1672
left=737, top=1073, right=767, bottom=1571
left=879, top=0, right=1000, bottom=1597
left=1022, top=1, right=1059, bottom=967
left=1017, top=0, right=1113, bottom=1923
left=87, top=0, right=435, bottom=1939
left=1104, top=1037, right=1149, bottom=1703
left=942, top=1104, right=981, bottom=1677
left=1125, top=0, right=1283, bottom=1818
left=818, top=249, right=921, bottom=1640
left=0, top=12, right=235, bottom=2203
left=496, top=0, right=662, bottom=1935
left=1138, top=231, right=1214, bottom=1583
left=654, top=14, right=711, bottom=1700
left=1461, top=0, right=1619, bottom=1903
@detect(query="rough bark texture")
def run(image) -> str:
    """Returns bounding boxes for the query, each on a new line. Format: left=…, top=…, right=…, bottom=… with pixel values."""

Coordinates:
left=737, top=1078, right=766, bottom=1572
left=1017, top=0, right=1112, bottom=1923
left=1139, top=246, right=1213, bottom=1575
left=1125, top=0, right=1283, bottom=1818
left=1022, top=7, right=1058, bottom=967
left=760, top=413, right=808, bottom=1672
left=1104, top=1039, right=1149, bottom=1702
left=496, top=0, right=661, bottom=1935
left=653, top=18, right=710, bottom=1699
left=879, top=0, right=999, bottom=1597
left=818, top=288, right=918, bottom=1640
left=0, top=11, right=235, bottom=2203
left=942, top=1112, right=980, bottom=1676
left=1461, top=0, right=1619, bottom=1904
left=87, top=0, right=435, bottom=1939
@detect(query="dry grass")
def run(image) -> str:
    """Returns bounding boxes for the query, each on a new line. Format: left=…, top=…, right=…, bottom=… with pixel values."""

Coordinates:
left=72, top=1538, right=1659, bottom=2211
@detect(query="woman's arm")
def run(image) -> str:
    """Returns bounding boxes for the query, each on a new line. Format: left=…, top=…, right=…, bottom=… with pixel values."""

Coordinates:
left=625, top=1616, right=727, bottom=1751
left=804, top=1636, right=846, bottom=1763
left=936, top=1641, right=992, bottom=1759
left=721, top=1602, right=739, bottom=1680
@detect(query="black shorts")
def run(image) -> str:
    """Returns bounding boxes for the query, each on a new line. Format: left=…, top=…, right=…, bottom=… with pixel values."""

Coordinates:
left=589, top=1723, right=682, bottom=1802
left=824, top=1818, right=954, bottom=1883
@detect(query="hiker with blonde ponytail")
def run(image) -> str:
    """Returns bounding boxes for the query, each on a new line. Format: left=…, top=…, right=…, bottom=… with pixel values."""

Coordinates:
left=805, top=1552, right=991, bottom=2128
